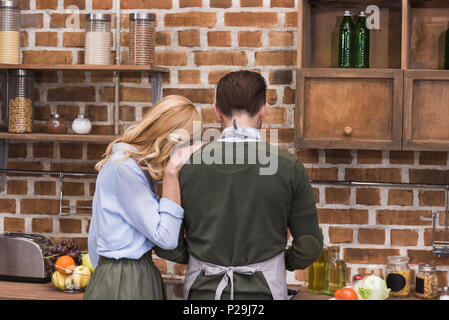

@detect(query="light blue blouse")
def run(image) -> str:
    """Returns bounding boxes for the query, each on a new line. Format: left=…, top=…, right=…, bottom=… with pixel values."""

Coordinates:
left=88, top=143, right=184, bottom=268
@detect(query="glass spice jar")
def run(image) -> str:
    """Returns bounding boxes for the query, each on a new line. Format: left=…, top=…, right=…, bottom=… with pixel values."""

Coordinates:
left=47, top=113, right=67, bottom=134
left=415, top=264, right=438, bottom=299
left=8, top=69, right=34, bottom=133
left=0, top=0, right=20, bottom=64
left=84, top=13, right=111, bottom=65
left=129, top=13, right=155, bottom=65
left=385, top=256, right=411, bottom=297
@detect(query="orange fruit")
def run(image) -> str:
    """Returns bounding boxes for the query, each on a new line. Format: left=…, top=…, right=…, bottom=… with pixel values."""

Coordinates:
left=55, top=255, right=75, bottom=275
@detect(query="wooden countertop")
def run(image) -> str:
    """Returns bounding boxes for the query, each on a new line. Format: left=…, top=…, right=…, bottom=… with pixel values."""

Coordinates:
left=0, top=280, right=428, bottom=300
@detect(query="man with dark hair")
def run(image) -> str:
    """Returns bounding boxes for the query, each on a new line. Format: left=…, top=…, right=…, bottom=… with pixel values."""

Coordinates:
left=155, top=70, right=323, bottom=300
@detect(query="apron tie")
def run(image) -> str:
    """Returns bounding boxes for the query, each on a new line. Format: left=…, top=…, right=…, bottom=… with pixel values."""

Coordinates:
left=203, top=265, right=256, bottom=300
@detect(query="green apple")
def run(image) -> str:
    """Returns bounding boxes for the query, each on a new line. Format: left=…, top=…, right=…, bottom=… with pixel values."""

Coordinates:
left=73, top=265, right=91, bottom=289
left=81, top=253, right=95, bottom=274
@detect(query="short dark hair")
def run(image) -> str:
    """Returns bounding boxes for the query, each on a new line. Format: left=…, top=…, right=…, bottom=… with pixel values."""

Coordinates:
left=215, top=70, right=267, bottom=117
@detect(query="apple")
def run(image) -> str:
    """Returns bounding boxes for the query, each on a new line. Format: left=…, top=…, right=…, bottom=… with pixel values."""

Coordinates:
left=73, top=265, right=91, bottom=289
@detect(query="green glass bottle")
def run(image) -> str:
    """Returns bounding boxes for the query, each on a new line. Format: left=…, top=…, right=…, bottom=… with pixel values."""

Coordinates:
left=308, top=248, right=328, bottom=294
left=338, top=10, right=355, bottom=68
left=354, top=11, right=370, bottom=68
left=445, top=27, right=449, bottom=70
left=322, top=247, right=347, bottom=296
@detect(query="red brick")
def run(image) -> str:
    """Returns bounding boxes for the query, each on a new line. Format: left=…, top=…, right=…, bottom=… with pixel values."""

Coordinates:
left=208, top=31, right=231, bottom=47
left=325, top=187, right=350, bottom=204
left=4, top=217, right=24, bottom=232
left=64, top=0, right=85, bottom=9
left=36, top=0, right=58, bottom=9
left=407, top=249, right=449, bottom=266
left=269, top=70, right=292, bottom=85
left=120, top=87, right=152, bottom=102
left=419, top=190, right=446, bottom=207
left=389, top=151, right=415, bottom=165
left=63, top=32, right=84, bottom=47
left=326, top=149, right=352, bottom=164
left=59, top=143, right=83, bottom=159
left=121, top=0, right=172, bottom=9
left=224, top=12, right=278, bottom=27
left=8, top=143, right=27, bottom=158
left=376, top=210, right=433, bottom=226
left=156, top=51, right=188, bottom=66
left=163, top=88, right=215, bottom=104
left=153, top=258, right=168, bottom=274
left=165, top=12, right=216, bottom=27
left=283, top=87, right=295, bottom=104
left=285, top=12, right=297, bottom=27
left=390, top=229, right=418, bottom=246
left=23, top=50, right=73, bottom=65
left=356, top=188, right=381, bottom=205
left=238, top=31, right=262, bottom=47
left=0, top=199, right=16, bottom=213
left=59, top=218, right=82, bottom=233
left=21, top=14, right=43, bottom=28
left=7, top=180, right=28, bottom=195
left=270, top=0, right=294, bottom=7
left=62, top=182, right=85, bottom=196
left=178, top=70, right=201, bottom=84
left=179, top=0, right=202, bottom=7
left=419, top=151, right=447, bottom=166
left=87, top=144, right=108, bottom=160
left=387, top=189, right=413, bottom=206
left=357, top=150, right=383, bottom=164
left=210, top=0, right=232, bottom=8
left=255, top=50, right=296, bottom=66
left=120, top=105, right=136, bottom=122
left=34, top=181, right=56, bottom=196
left=174, top=263, right=187, bottom=275
left=35, top=32, right=58, bottom=47
left=358, top=228, right=385, bottom=244
left=346, top=168, right=402, bottom=183
left=328, top=227, right=353, bottom=243
left=32, top=142, right=54, bottom=158
left=268, top=31, right=294, bottom=46
left=32, top=218, right=53, bottom=233
left=306, top=168, right=338, bottom=180
left=240, top=0, right=262, bottom=6
left=295, top=149, right=319, bottom=164
left=156, top=31, right=171, bottom=46
left=178, top=30, right=200, bottom=47
left=48, top=87, right=95, bottom=102
left=208, top=69, right=232, bottom=84
left=344, top=248, right=399, bottom=264
left=62, top=71, right=85, bottom=83
left=264, top=107, right=286, bottom=124
left=56, top=105, right=80, bottom=121
left=318, top=209, right=369, bottom=225
left=92, top=0, right=112, bottom=9
left=76, top=200, right=92, bottom=214
left=51, top=162, right=96, bottom=173
left=194, top=51, right=248, bottom=66
left=409, top=169, right=449, bottom=185
left=85, top=105, right=108, bottom=121
left=20, top=199, right=61, bottom=215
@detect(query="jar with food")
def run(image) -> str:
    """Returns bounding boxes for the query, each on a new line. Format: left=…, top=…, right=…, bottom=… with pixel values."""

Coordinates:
left=415, top=264, right=438, bottom=299
left=385, top=256, right=411, bottom=297
left=8, top=69, right=34, bottom=133
left=47, top=113, right=67, bottom=134
left=84, top=13, right=111, bottom=65
left=129, top=13, right=155, bottom=65
left=0, top=0, right=20, bottom=64
left=72, top=114, right=92, bottom=134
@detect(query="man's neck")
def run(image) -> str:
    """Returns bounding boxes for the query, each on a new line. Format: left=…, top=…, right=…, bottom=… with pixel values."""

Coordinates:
left=222, top=115, right=259, bottom=130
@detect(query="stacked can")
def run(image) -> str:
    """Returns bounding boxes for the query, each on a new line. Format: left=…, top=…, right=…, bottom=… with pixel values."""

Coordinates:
left=129, top=13, right=155, bottom=65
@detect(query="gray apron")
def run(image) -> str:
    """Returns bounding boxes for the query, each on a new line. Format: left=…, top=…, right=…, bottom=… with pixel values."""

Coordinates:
left=183, top=251, right=288, bottom=300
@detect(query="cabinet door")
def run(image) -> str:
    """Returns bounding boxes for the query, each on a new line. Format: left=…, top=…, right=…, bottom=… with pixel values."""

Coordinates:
left=295, top=68, right=403, bottom=150
left=403, top=70, right=449, bottom=151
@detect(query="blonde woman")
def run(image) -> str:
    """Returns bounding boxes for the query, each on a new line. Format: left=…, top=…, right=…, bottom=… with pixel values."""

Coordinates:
left=84, top=95, right=201, bottom=300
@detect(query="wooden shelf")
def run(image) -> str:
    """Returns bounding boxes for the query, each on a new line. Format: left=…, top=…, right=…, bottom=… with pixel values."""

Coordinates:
left=0, top=132, right=118, bottom=143
left=0, top=64, right=169, bottom=73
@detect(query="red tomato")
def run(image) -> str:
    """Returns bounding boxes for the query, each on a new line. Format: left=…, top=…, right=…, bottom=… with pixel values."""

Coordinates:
left=338, top=288, right=358, bottom=300
left=334, top=289, right=344, bottom=300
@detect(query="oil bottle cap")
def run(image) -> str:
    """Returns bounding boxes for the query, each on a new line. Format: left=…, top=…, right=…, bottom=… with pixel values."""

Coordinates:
left=359, top=11, right=366, bottom=17
left=344, top=10, right=351, bottom=16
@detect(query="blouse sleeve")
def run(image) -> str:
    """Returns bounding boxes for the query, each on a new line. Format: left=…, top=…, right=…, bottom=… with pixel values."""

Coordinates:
left=114, top=161, right=184, bottom=250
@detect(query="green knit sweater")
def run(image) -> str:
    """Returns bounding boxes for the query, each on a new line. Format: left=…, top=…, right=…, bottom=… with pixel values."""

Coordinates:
left=155, top=141, right=323, bottom=300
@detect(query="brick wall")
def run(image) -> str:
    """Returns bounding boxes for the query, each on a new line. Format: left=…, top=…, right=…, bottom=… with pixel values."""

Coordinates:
left=1, top=0, right=449, bottom=289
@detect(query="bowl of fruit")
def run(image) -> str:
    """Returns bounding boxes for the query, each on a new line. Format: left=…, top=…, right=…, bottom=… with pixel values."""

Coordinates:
left=44, top=238, right=95, bottom=292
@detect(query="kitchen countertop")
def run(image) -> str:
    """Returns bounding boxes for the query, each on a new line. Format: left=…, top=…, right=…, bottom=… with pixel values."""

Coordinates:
left=0, top=280, right=430, bottom=300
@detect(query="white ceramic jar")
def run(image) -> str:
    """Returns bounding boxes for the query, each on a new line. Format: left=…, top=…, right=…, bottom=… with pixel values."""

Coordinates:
left=72, top=114, right=92, bottom=134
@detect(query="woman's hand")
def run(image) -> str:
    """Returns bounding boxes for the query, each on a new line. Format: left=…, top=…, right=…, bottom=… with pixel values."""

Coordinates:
left=164, top=143, right=203, bottom=177
left=162, top=143, right=203, bottom=206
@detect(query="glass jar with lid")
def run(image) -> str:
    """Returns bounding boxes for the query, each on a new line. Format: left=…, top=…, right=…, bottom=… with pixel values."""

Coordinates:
left=8, top=69, right=34, bottom=133
left=385, top=256, right=411, bottom=297
left=129, top=13, right=155, bottom=65
left=415, top=264, right=438, bottom=299
left=84, top=13, right=111, bottom=65
left=0, top=0, right=20, bottom=64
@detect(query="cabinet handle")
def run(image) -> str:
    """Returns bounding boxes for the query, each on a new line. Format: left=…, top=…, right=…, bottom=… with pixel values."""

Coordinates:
left=343, top=127, right=353, bottom=137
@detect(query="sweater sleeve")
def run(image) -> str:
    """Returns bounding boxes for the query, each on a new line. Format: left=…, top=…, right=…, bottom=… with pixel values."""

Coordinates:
left=154, top=222, right=189, bottom=264
left=285, top=160, right=323, bottom=271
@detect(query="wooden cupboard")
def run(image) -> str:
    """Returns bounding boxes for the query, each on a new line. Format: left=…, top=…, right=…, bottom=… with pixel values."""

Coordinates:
left=296, top=0, right=449, bottom=151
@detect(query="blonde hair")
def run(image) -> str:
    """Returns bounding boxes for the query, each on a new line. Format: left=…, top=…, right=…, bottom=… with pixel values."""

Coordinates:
left=95, top=95, right=201, bottom=181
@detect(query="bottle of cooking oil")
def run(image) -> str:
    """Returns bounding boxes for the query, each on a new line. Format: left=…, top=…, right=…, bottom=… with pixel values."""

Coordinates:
left=308, top=248, right=328, bottom=294
left=322, top=247, right=347, bottom=296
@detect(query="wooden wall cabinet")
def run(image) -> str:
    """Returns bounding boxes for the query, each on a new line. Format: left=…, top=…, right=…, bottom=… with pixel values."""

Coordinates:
left=296, top=0, right=449, bottom=151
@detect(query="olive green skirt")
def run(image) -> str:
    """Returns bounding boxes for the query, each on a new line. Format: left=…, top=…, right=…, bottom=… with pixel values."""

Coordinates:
left=83, top=251, right=167, bottom=300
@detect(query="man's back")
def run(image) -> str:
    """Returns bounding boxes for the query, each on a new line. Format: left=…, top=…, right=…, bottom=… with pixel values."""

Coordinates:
left=175, top=141, right=322, bottom=299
